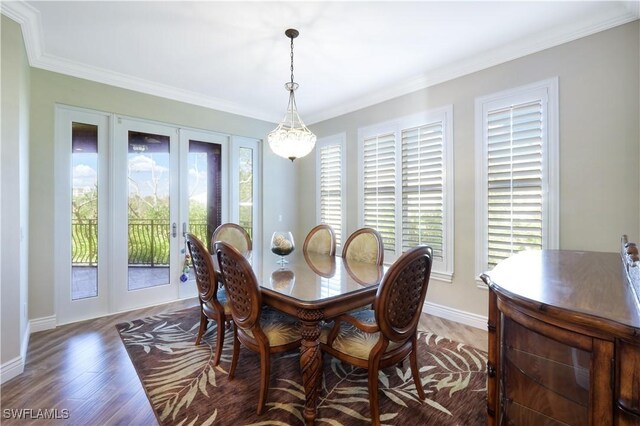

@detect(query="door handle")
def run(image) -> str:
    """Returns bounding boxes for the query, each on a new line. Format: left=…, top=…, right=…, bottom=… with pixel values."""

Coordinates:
left=182, top=222, right=187, bottom=237
left=172, top=223, right=177, bottom=238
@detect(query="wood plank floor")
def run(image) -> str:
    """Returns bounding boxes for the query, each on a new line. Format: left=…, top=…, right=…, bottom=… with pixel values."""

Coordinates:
left=1, top=298, right=487, bottom=425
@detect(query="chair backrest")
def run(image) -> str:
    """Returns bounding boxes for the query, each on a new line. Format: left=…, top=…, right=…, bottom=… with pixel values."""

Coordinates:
left=185, top=233, right=218, bottom=303
left=212, top=223, right=252, bottom=255
left=303, top=224, right=336, bottom=256
left=374, top=245, right=433, bottom=343
left=214, top=241, right=262, bottom=330
left=342, top=227, right=384, bottom=265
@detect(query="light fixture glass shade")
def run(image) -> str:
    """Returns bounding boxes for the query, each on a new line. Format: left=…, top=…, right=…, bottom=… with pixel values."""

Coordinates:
left=268, top=85, right=316, bottom=162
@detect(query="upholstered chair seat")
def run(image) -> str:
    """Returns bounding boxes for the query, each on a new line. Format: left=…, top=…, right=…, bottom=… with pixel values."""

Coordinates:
left=242, top=309, right=300, bottom=346
left=320, top=310, right=401, bottom=360
left=202, top=289, right=232, bottom=316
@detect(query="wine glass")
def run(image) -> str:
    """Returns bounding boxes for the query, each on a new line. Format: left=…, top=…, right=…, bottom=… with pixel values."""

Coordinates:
left=271, top=231, right=295, bottom=265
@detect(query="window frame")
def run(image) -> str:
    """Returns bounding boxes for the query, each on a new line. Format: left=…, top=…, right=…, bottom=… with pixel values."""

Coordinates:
left=315, top=133, right=346, bottom=255
left=357, top=106, right=454, bottom=281
left=474, top=78, right=559, bottom=285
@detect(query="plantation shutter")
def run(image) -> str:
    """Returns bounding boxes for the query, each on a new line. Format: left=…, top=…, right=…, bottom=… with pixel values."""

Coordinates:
left=486, top=100, right=543, bottom=268
left=401, top=122, right=444, bottom=260
left=319, top=143, right=343, bottom=247
left=363, top=133, right=396, bottom=252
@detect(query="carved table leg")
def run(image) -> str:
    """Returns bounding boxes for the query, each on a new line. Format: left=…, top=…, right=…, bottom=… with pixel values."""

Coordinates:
left=298, top=309, right=324, bottom=425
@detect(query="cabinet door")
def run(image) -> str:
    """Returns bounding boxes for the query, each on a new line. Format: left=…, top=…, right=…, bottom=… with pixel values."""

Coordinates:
left=500, top=313, right=614, bottom=425
left=617, top=340, right=640, bottom=425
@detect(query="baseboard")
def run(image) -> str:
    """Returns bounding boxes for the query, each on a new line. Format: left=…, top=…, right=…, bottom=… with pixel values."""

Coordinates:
left=0, top=355, right=24, bottom=385
left=29, top=315, right=57, bottom=333
left=422, top=301, right=488, bottom=330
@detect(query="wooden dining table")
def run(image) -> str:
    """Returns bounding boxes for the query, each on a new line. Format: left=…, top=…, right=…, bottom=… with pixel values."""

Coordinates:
left=216, top=248, right=385, bottom=425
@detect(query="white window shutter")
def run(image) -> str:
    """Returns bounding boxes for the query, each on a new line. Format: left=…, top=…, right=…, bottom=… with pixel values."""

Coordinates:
left=401, top=122, right=444, bottom=260
left=319, top=143, right=343, bottom=247
left=363, top=132, right=396, bottom=253
left=486, top=100, right=543, bottom=268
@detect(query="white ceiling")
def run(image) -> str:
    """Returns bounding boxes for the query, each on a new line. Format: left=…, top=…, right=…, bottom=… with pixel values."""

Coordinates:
left=4, top=1, right=639, bottom=124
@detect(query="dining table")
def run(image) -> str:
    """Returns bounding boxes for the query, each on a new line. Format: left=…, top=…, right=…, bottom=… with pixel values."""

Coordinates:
left=216, top=248, right=386, bottom=425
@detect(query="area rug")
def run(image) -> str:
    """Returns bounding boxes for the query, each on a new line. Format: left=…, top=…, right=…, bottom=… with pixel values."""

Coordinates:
left=116, top=307, right=487, bottom=425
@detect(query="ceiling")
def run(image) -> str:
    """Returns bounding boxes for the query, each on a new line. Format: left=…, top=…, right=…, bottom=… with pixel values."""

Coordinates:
left=3, top=1, right=639, bottom=124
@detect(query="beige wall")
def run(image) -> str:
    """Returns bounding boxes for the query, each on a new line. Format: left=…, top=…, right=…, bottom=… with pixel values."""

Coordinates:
left=1, top=15, right=31, bottom=373
left=299, top=21, right=640, bottom=318
left=27, top=69, right=300, bottom=320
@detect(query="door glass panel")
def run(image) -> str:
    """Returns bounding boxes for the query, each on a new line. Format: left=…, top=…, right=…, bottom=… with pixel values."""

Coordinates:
left=72, top=122, right=99, bottom=300
left=127, top=131, right=171, bottom=290
left=187, top=140, right=222, bottom=279
left=239, top=147, right=253, bottom=238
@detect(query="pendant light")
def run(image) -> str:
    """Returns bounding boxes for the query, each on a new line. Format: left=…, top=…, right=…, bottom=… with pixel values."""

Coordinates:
left=267, top=28, right=316, bottom=162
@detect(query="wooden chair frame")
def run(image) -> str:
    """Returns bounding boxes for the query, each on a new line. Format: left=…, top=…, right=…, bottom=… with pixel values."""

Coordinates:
left=185, top=233, right=232, bottom=366
left=342, top=227, right=384, bottom=265
left=214, top=241, right=301, bottom=415
left=321, top=245, right=433, bottom=425
left=302, top=224, right=336, bottom=256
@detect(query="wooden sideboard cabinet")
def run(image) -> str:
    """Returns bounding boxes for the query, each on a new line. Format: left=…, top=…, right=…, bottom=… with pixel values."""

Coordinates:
left=482, top=246, right=640, bottom=425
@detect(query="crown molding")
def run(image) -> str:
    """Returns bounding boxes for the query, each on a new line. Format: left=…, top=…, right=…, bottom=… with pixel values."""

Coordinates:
left=32, top=52, right=279, bottom=123
left=1, top=0, right=43, bottom=60
left=305, top=9, right=639, bottom=124
left=1, top=1, right=279, bottom=123
left=2, top=1, right=637, bottom=125
left=624, top=0, right=640, bottom=18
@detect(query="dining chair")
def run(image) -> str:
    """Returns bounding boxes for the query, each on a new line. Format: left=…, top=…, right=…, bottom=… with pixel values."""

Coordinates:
left=303, top=224, right=336, bottom=256
left=342, top=227, right=384, bottom=265
left=212, top=223, right=252, bottom=255
left=185, top=233, right=232, bottom=366
left=320, top=245, right=433, bottom=426
left=214, top=241, right=301, bottom=415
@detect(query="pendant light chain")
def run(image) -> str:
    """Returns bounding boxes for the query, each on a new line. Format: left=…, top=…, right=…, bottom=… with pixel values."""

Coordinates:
left=290, top=35, right=295, bottom=86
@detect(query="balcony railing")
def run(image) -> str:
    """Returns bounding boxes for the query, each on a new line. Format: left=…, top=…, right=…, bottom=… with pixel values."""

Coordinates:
left=72, top=219, right=197, bottom=266
left=72, top=219, right=252, bottom=266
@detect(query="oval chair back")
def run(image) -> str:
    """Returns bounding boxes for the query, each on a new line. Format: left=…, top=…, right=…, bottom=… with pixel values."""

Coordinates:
left=303, top=224, right=336, bottom=256
left=185, top=233, right=217, bottom=303
left=374, top=245, right=433, bottom=343
left=214, top=241, right=262, bottom=331
left=342, top=227, right=384, bottom=265
left=212, top=223, right=252, bottom=255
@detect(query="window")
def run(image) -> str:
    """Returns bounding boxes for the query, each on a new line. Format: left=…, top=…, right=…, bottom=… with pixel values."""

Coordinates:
left=316, top=134, right=346, bottom=252
left=230, top=136, right=261, bottom=247
left=475, top=78, right=559, bottom=278
left=358, top=107, right=454, bottom=280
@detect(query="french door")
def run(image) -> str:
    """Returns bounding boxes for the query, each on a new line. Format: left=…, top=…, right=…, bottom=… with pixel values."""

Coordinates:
left=57, top=107, right=233, bottom=323
left=56, top=107, right=111, bottom=324
left=112, top=118, right=181, bottom=311
left=179, top=129, right=229, bottom=299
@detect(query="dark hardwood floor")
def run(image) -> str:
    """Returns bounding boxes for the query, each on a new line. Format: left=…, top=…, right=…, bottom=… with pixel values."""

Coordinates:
left=1, top=298, right=487, bottom=425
